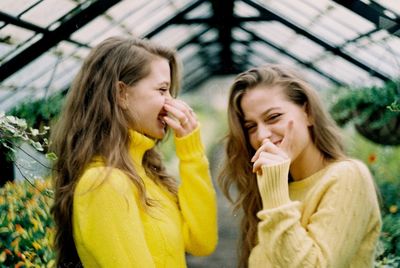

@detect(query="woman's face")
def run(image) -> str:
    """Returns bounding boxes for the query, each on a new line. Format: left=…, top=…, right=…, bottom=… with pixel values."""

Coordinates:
left=124, top=57, right=172, bottom=139
left=240, top=85, right=312, bottom=162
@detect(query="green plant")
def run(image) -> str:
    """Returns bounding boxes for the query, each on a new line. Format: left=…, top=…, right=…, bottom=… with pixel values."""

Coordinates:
left=387, top=100, right=400, bottom=112
left=330, top=80, right=400, bottom=145
left=0, top=179, right=55, bottom=267
left=8, top=92, right=64, bottom=132
left=344, top=129, right=400, bottom=267
left=0, top=113, right=49, bottom=154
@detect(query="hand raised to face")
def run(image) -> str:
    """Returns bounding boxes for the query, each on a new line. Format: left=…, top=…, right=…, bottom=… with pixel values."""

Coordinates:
left=251, top=120, right=294, bottom=174
left=163, top=98, right=198, bottom=137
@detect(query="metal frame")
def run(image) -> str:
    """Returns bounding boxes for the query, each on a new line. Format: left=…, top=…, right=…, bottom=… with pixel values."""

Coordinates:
left=1, top=0, right=399, bottom=88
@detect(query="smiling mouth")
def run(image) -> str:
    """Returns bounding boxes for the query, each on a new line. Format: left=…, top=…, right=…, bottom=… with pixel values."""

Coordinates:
left=157, top=116, right=166, bottom=127
left=158, top=110, right=168, bottom=128
left=272, top=140, right=282, bottom=146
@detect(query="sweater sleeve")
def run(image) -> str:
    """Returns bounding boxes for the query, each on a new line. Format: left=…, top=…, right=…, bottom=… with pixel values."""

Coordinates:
left=73, top=168, right=156, bottom=268
left=249, top=160, right=381, bottom=268
left=174, top=127, right=218, bottom=256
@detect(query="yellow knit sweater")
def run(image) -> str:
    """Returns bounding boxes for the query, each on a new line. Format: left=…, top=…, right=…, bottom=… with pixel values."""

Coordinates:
left=249, top=159, right=381, bottom=268
left=72, top=128, right=217, bottom=267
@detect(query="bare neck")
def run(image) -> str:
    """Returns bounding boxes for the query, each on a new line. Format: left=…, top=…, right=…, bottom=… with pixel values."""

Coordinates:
left=290, top=143, right=326, bottom=181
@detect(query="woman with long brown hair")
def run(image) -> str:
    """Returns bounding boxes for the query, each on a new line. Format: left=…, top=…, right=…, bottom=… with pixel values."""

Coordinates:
left=218, top=64, right=381, bottom=267
left=50, top=36, right=217, bottom=267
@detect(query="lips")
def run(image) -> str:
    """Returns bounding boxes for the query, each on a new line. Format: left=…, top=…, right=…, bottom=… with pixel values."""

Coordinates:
left=158, top=117, right=166, bottom=127
left=273, top=140, right=282, bottom=146
left=158, top=109, right=168, bottom=127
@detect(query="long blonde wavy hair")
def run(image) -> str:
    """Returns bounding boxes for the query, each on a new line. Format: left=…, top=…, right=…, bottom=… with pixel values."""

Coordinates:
left=218, top=64, right=345, bottom=268
left=50, top=36, right=181, bottom=267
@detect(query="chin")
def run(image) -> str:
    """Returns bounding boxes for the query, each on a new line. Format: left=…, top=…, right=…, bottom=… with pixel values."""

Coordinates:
left=147, top=129, right=166, bottom=140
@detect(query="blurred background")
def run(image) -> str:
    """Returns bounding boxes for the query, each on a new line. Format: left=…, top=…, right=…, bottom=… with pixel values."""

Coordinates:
left=0, top=0, right=399, bottom=267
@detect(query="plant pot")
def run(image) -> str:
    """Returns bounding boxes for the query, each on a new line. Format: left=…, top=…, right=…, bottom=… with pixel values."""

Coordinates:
left=355, top=113, right=400, bottom=146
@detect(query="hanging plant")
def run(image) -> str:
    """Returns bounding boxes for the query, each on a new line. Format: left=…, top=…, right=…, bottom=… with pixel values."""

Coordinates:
left=330, top=80, right=400, bottom=146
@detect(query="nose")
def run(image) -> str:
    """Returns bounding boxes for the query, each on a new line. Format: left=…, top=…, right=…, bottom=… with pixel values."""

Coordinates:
left=165, top=91, right=172, bottom=100
left=256, top=125, right=272, bottom=146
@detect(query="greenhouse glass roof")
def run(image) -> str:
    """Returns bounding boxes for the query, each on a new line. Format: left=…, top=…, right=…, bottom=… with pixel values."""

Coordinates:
left=0, top=0, right=399, bottom=111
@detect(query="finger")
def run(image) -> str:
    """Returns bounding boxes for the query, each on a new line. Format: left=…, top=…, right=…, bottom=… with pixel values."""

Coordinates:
left=279, top=120, right=294, bottom=156
left=251, top=139, right=270, bottom=162
left=164, top=101, right=198, bottom=130
left=175, top=99, right=193, bottom=113
left=165, top=99, right=193, bottom=118
left=163, top=115, right=181, bottom=130
left=252, top=152, right=284, bottom=173
left=164, top=103, right=188, bottom=125
left=251, top=139, right=287, bottom=162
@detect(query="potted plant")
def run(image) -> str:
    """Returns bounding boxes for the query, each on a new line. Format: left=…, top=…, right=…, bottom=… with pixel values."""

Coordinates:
left=330, top=80, right=400, bottom=146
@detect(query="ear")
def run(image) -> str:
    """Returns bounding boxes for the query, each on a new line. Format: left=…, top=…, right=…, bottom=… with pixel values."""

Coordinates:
left=302, top=103, right=313, bottom=127
left=116, top=81, right=128, bottom=110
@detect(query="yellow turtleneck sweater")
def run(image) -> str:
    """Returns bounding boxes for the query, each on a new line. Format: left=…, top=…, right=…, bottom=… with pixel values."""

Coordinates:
left=72, top=128, right=217, bottom=267
left=249, top=159, right=381, bottom=268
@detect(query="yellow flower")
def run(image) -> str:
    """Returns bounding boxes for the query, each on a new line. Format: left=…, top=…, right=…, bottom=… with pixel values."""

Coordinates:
left=11, top=237, right=20, bottom=248
left=0, top=251, right=6, bottom=262
left=31, top=218, right=39, bottom=232
left=47, top=259, right=56, bottom=268
left=32, top=241, right=42, bottom=250
left=15, top=224, right=24, bottom=234
left=389, top=205, right=398, bottom=214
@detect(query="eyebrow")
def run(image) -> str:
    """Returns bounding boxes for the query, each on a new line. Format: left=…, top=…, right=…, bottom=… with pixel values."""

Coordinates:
left=158, top=81, right=170, bottom=87
left=243, top=107, right=280, bottom=123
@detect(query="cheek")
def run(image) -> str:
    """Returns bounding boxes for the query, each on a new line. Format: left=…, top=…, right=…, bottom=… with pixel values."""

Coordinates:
left=248, top=133, right=258, bottom=150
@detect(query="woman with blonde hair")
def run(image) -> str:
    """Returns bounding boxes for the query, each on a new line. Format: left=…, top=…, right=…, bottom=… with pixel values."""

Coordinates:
left=51, top=36, right=217, bottom=267
left=218, top=64, right=381, bottom=267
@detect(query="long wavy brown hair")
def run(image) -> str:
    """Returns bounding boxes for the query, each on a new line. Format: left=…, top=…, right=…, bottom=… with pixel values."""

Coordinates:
left=50, top=36, right=181, bottom=267
left=218, top=64, right=345, bottom=268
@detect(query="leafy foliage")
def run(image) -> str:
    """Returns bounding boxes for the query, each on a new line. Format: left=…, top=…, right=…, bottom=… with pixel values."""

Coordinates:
left=8, top=93, right=64, bottom=132
left=0, top=179, right=55, bottom=267
left=330, top=81, right=399, bottom=127
left=0, top=113, right=50, bottom=155
left=330, top=81, right=400, bottom=145
left=344, top=129, right=400, bottom=267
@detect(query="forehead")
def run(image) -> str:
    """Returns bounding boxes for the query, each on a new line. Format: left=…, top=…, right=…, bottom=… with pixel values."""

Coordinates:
left=241, top=85, right=285, bottom=106
left=147, top=57, right=171, bottom=81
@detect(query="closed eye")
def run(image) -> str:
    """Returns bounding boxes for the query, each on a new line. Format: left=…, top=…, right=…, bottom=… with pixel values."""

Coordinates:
left=244, top=124, right=256, bottom=133
left=159, top=88, right=169, bottom=94
left=267, top=113, right=282, bottom=122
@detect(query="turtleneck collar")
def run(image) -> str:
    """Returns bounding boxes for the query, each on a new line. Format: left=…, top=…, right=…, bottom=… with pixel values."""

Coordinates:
left=128, top=130, right=156, bottom=166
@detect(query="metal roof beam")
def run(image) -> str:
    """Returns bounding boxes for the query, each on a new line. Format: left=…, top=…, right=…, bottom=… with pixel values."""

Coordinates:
left=241, top=0, right=389, bottom=82
left=210, top=0, right=237, bottom=74
left=145, top=0, right=207, bottom=38
left=0, top=11, right=48, bottom=33
left=240, top=26, right=342, bottom=86
left=0, top=0, right=122, bottom=82
left=333, top=0, right=400, bottom=36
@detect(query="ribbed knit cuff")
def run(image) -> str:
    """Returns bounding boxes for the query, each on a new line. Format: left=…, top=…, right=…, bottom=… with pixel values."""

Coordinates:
left=174, top=126, right=205, bottom=161
left=257, top=160, right=291, bottom=209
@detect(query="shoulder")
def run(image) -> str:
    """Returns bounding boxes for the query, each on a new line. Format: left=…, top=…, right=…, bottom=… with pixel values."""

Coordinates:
left=76, top=166, right=135, bottom=197
left=323, top=158, right=376, bottom=191
left=327, top=159, right=371, bottom=178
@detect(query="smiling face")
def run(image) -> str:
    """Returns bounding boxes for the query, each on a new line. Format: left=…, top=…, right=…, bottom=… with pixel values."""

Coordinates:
left=240, top=85, right=312, bottom=163
left=123, top=57, right=172, bottom=139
